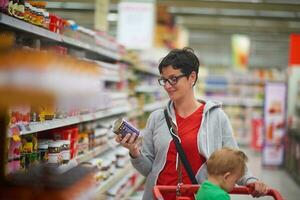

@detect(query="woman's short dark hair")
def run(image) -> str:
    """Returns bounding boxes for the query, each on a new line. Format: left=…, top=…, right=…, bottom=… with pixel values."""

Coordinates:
left=158, top=47, right=200, bottom=84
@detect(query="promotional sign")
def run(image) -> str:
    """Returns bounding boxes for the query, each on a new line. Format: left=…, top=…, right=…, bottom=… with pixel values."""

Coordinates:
left=289, top=34, right=300, bottom=66
left=231, top=34, right=250, bottom=71
left=117, top=1, right=154, bottom=49
left=263, top=82, right=287, bottom=166
left=251, top=118, right=263, bottom=152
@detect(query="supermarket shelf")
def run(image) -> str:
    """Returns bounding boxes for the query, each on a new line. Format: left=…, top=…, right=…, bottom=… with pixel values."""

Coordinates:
left=135, top=85, right=162, bottom=93
left=0, top=13, right=121, bottom=60
left=56, top=144, right=111, bottom=174
left=127, top=109, right=144, bottom=119
left=122, top=175, right=145, bottom=199
left=201, top=96, right=263, bottom=107
left=110, top=92, right=128, bottom=99
left=144, top=99, right=169, bottom=112
left=101, top=76, right=121, bottom=82
left=62, top=36, right=121, bottom=60
left=97, top=163, right=133, bottom=194
left=134, top=66, right=159, bottom=76
left=0, top=13, right=61, bottom=41
left=16, top=106, right=130, bottom=135
left=96, top=61, right=120, bottom=71
left=76, top=144, right=111, bottom=164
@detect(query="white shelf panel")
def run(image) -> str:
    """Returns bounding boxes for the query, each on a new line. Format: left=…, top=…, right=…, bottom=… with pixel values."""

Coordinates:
left=57, top=143, right=113, bottom=174
left=62, top=36, right=90, bottom=49
left=76, top=144, right=111, bottom=164
left=136, top=85, right=162, bottom=93
left=134, top=66, right=159, bottom=76
left=18, top=106, right=129, bottom=135
left=122, top=175, right=145, bottom=199
left=96, top=163, right=133, bottom=194
left=94, top=46, right=121, bottom=61
left=109, top=92, right=128, bottom=99
left=144, top=99, right=169, bottom=112
left=0, top=13, right=61, bottom=41
left=100, top=76, right=121, bottom=82
left=62, top=36, right=121, bottom=60
left=201, top=96, right=263, bottom=107
left=20, top=117, right=80, bottom=135
left=96, top=61, right=120, bottom=71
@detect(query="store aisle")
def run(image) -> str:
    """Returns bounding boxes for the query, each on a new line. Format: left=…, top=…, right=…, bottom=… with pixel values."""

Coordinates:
left=231, top=147, right=300, bottom=200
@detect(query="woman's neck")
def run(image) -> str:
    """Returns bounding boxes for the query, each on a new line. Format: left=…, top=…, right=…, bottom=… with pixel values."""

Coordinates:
left=173, top=95, right=200, bottom=118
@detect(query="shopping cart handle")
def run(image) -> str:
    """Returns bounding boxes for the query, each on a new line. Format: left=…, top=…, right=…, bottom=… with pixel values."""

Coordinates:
left=231, top=186, right=284, bottom=200
left=153, top=185, right=284, bottom=200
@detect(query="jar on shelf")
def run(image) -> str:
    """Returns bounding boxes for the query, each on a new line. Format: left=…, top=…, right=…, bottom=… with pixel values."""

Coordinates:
left=43, top=11, right=50, bottom=29
left=60, top=140, right=70, bottom=164
left=30, top=6, right=37, bottom=25
left=48, top=141, right=62, bottom=164
left=38, top=142, right=48, bottom=162
left=116, top=148, right=129, bottom=168
left=35, top=8, right=43, bottom=26
left=24, top=2, right=31, bottom=22
left=14, top=0, right=25, bottom=19
left=100, top=159, right=112, bottom=180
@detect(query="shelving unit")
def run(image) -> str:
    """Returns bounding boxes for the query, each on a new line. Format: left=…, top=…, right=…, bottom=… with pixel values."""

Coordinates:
left=0, top=13, right=121, bottom=61
left=0, top=12, right=144, bottom=200
left=123, top=174, right=145, bottom=199
left=285, top=129, right=300, bottom=186
left=286, top=68, right=300, bottom=185
left=0, top=13, right=61, bottom=41
left=144, top=99, right=169, bottom=112
left=195, top=71, right=267, bottom=145
left=136, top=85, right=162, bottom=93
left=133, top=65, right=159, bottom=76
left=10, top=106, right=130, bottom=136
left=96, top=163, right=132, bottom=195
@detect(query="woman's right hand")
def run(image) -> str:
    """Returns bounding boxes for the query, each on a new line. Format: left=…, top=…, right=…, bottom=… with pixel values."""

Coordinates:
left=115, top=133, right=141, bottom=158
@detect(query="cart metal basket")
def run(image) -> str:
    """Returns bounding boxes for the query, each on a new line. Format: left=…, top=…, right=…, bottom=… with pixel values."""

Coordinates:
left=153, top=184, right=284, bottom=200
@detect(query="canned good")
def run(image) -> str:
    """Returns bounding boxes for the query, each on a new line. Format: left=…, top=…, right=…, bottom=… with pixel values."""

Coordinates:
left=112, top=118, right=140, bottom=138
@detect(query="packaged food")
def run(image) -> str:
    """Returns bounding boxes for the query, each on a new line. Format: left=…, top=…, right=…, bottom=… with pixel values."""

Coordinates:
left=38, top=142, right=48, bottom=162
left=48, top=141, right=62, bottom=164
left=112, top=118, right=140, bottom=139
left=60, top=140, right=70, bottom=164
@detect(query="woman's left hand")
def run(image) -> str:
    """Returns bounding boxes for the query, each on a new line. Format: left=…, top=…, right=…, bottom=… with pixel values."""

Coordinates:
left=247, top=181, right=269, bottom=197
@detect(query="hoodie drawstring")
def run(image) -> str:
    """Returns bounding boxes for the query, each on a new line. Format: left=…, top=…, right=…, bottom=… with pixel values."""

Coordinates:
left=206, top=110, right=210, bottom=156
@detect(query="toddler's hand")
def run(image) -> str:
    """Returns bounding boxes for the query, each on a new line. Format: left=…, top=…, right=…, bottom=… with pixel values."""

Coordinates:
left=247, top=181, right=268, bottom=197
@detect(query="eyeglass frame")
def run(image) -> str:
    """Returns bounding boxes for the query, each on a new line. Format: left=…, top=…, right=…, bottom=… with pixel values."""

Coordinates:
left=158, top=74, right=188, bottom=86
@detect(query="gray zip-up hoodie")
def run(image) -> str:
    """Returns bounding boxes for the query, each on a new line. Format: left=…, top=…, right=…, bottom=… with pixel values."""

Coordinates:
left=131, top=99, right=258, bottom=200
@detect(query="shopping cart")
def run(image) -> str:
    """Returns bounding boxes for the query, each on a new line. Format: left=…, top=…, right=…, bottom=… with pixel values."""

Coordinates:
left=153, top=184, right=284, bottom=200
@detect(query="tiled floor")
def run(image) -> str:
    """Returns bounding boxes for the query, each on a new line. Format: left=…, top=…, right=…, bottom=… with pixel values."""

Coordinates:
left=231, top=147, right=300, bottom=200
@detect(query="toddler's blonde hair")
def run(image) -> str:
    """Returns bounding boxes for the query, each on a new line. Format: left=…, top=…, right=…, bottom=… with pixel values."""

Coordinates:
left=207, top=147, right=248, bottom=176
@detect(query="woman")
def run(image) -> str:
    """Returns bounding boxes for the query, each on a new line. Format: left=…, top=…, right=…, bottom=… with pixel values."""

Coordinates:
left=116, top=47, right=268, bottom=200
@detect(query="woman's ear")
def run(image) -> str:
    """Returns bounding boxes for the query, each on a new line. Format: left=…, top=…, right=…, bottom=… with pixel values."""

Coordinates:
left=190, top=71, right=197, bottom=85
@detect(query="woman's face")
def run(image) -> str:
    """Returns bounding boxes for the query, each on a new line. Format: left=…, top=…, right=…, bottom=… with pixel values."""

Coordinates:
left=160, top=65, right=195, bottom=101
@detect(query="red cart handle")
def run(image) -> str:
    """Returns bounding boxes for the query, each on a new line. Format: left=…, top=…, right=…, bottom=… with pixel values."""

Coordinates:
left=153, top=184, right=284, bottom=200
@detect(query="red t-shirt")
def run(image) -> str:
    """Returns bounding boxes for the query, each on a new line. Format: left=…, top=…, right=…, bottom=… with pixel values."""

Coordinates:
left=157, top=104, right=206, bottom=200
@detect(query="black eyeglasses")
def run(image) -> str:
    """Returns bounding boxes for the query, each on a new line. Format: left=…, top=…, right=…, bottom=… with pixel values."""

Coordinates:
left=158, top=74, right=187, bottom=86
